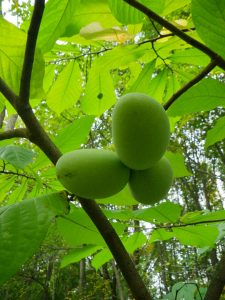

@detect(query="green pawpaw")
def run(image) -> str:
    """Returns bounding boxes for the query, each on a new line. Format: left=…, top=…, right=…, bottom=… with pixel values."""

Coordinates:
left=128, top=157, right=173, bottom=205
left=112, top=93, right=170, bottom=170
left=56, top=149, right=130, bottom=199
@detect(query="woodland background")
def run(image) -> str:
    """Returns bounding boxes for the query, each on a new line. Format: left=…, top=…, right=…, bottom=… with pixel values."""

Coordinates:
left=1, top=0, right=225, bottom=299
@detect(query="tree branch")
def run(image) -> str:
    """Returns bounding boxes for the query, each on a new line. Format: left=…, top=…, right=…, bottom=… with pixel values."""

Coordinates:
left=123, top=0, right=225, bottom=70
left=163, top=58, right=218, bottom=110
left=0, top=128, right=28, bottom=140
left=19, top=0, right=45, bottom=105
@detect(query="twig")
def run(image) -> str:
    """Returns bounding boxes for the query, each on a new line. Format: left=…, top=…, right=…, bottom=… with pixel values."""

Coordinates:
left=19, top=0, right=45, bottom=105
left=0, top=128, right=28, bottom=140
left=0, top=169, right=35, bottom=180
left=163, top=58, right=218, bottom=110
left=155, top=218, right=225, bottom=230
left=123, top=0, right=225, bottom=70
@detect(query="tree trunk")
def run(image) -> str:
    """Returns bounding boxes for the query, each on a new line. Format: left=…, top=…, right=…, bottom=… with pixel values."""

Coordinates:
left=204, top=251, right=225, bottom=300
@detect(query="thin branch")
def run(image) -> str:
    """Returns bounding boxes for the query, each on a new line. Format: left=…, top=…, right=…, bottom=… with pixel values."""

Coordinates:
left=154, top=218, right=225, bottom=230
left=0, top=169, right=35, bottom=180
left=163, top=58, right=218, bottom=110
left=19, top=0, right=45, bottom=105
left=0, top=128, right=28, bottom=140
left=123, top=0, right=225, bottom=70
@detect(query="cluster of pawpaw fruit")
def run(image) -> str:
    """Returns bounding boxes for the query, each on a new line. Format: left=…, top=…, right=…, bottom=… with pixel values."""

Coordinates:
left=56, top=92, right=173, bottom=205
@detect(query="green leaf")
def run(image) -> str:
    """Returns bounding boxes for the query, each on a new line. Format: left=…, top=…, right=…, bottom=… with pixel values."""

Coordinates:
left=61, top=0, right=119, bottom=37
left=7, top=179, right=28, bottom=205
left=81, top=65, right=116, bottom=116
left=108, top=0, right=145, bottom=24
left=57, top=206, right=107, bottom=247
left=61, top=245, right=102, bottom=268
left=181, top=210, right=225, bottom=224
left=128, top=60, right=156, bottom=95
left=166, top=151, right=192, bottom=177
left=192, top=0, right=225, bottom=59
left=57, top=205, right=127, bottom=248
left=37, top=0, right=79, bottom=53
left=91, top=248, right=113, bottom=270
left=133, top=202, right=182, bottom=224
left=169, top=48, right=210, bottom=66
left=146, top=68, right=169, bottom=102
left=47, top=61, right=82, bottom=114
left=168, top=79, right=225, bottom=117
left=93, top=45, right=146, bottom=71
left=0, top=145, right=35, bottom=169
left=0, top=18, right=44, bottom=98
left=55, top=116, right=94, bottom=153
left=172, top=225, right=218, bottom=247
left=205, top=116, right=225, bottom=148
left=0, top=192, right=69, bottom=285
left=150, top=225, right=218, bottom=247
left=96, top=185, right=138, bottom=206
left=92, top=232, right=147, bottom=269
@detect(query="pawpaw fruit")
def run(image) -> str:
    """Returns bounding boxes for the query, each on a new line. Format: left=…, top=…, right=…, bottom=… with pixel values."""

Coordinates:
left=56, top=149, right=130, bottom=199
left=128, top=157, right=173, bottom=205
left=112, top=93, right=170, bottom=170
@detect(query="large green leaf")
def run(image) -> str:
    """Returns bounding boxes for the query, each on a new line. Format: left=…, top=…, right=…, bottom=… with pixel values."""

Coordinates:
left=205, top=116, right=225, bottom=149
left=55, top=116, right=94, bottom=153
left=92, top=45, right=146, bottom=71
left=47, top=61, right=82, bottom=114
left=81, top=64, right=116, bottom=116
left=0, top=192, right=69, bottom=285
left=150, top=225, right=218, bottom=247
left=192, top=0, right=225, bottom=59
left=61, top=245, right=102, bottom=268
left=181, top=209, right=225, bottom=224
left=169, top=48, right=210, bottom=66
left=37, top=0, right=79, bottom=53
left=128, top=60, right=156, bottom=95
left=167, top=79, right=225, bottom=117
left=133, top=202, right=182, bottom=224
left=61, top=0, right=119, bottom=37
left=108, top=0, right=145, bottom=24
left=0, top=145, right=35, bottom=169
left=0, top=18, right=44, bottom=98
left=57, top=206, right=126, bottom=247
left=108, top=0, right=190, bottom=25
left=92, top=232, right=147, bottom=269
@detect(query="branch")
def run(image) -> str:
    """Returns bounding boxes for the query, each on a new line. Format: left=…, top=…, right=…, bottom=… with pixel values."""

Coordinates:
left=19, top=0, right=45, bottom=105
left=0, top=128, right=28, bottom=140
left=204, top=251, right=225, bottom=300
left=79, top=198, right=153, bottom=300
left=123, top=0, right=225, bottom=70
left=163, top=58, right=218, bottom=110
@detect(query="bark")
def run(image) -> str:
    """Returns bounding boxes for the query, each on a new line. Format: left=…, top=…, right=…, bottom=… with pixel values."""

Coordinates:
left=204, top=251, right=225, bottom=300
